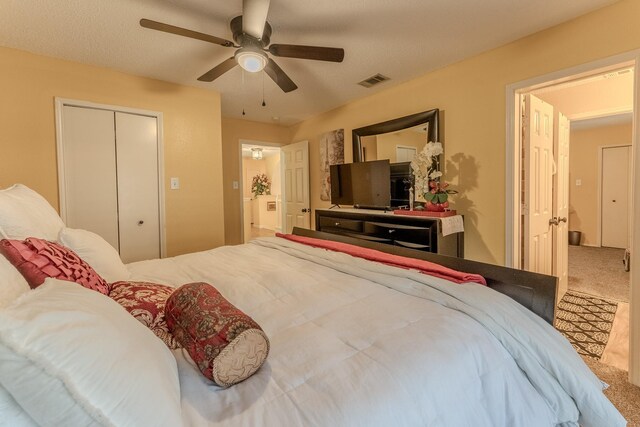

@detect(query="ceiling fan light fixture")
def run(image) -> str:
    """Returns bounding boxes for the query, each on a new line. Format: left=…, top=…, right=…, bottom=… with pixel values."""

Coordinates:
left=235, top=48, right=268, bottom=73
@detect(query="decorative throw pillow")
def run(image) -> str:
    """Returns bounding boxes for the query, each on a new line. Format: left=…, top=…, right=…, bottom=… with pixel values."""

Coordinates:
left=0, top=238, right=110, bottom=295
left=165, top=282, right=270, bottom=387
left=109, top=281, right=179, bottom=349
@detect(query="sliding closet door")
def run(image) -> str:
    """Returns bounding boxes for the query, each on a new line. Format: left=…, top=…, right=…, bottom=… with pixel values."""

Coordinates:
left=61, top=106, right=120, bottom=250
left=115, top=112, right=160, bottom=263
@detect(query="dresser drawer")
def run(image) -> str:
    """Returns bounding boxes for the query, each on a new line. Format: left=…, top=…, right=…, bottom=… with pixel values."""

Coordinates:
left=364, top=221, right=434, bottom=246
left=318, top=216, right=364, bottom=233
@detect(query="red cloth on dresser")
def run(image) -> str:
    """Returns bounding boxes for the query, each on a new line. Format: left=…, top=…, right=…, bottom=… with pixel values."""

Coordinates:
left=275, top=233, right=486, bottom=286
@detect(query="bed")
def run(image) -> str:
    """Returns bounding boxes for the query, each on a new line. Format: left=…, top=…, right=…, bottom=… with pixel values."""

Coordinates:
left=0, top=185, right=626, bottom=427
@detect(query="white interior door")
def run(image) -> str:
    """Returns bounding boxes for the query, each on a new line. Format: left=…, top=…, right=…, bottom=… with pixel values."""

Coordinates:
left=282, top=140, right=310, bottom=233
left=601, top=145, right=631, bottom=248
left=115, top=112, right=161, bottom=263
left=60, top=106, right=120, bottom=250
left=524, top=94, right=554, bottom=275
left=553, top=112, right=570, bottom=298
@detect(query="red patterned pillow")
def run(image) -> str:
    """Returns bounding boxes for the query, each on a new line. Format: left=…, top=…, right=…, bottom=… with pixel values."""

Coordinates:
left=165, top=282, right=270, bottom=387
left=0, top=238, right=110, bottom=295
left=109, top=281, right=179, bottom=349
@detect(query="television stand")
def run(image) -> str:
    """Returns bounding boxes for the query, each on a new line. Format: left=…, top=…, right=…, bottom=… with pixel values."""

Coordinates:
left=315, top=208, right=463, bottom=257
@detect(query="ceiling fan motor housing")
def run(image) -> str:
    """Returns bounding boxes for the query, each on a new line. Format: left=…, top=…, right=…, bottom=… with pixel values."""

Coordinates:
left=230, top=16, right=272, bottom=47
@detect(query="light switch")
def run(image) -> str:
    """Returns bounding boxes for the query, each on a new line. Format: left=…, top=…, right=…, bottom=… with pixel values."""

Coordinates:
left=575, top=179, right=582, bottom=186
left=170, top=177, right=180, bottom=190
left=232, top=180, right=239, bottom=190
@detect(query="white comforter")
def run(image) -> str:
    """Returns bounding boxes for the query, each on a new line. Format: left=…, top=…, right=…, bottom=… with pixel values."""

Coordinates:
left=127, top=237, right=625, bottom=427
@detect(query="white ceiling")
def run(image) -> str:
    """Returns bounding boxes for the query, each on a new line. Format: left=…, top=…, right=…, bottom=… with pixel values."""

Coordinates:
left=0, top=0, right=619, bottom=125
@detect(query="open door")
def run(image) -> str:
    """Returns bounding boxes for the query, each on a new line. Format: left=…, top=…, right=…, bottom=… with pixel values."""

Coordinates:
left=553, top=111, right=570, bottom=298
left=282, top=140, right=310, bottom=233
left=523, top=94, right=554, bottom=275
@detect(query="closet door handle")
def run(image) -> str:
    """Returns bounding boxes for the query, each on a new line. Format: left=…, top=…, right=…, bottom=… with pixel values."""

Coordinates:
left=138, top=220, right=144, bottom=226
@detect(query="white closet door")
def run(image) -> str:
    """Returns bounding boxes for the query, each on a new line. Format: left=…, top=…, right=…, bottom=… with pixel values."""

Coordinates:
left=115, top=112, right=161, bottom=263
left=601, top=145, right=630, bottom=248
left=61, top=106, right=120, bottom=250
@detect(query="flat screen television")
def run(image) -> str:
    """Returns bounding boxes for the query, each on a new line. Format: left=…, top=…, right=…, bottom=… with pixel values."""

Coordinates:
left=351, top=160, right=391, bottom=209
left=330, top=160, right=391, bottom=210
left=329, top=163, right=353, bottom=205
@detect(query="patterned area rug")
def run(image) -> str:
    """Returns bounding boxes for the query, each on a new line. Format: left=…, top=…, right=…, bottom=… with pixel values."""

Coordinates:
left=555, top=291, right=618, bottom=359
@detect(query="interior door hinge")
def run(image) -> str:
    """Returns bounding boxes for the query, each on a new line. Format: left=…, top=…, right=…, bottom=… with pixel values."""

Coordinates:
left=521, top=203, right=528, bottom=215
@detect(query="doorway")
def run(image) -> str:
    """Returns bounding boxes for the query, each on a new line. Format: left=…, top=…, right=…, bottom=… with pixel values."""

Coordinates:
left=507, top=57, right=637, bottom=381
left=240, top=142, right=282, bottom=243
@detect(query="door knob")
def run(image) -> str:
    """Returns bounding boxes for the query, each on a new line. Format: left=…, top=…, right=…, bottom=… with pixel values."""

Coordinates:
left=549, top=217, right=559, bottom=226
left=138, top=220, right=144, bottom=226
left=301, top=208, right=310, bottom=213
left=558, top=217, right=567, bottom=223
left=613, top=200, right=616, bottom=202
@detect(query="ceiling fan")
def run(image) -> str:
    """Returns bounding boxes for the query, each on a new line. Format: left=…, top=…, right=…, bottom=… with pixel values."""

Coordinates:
left=140, top=0, right=344, bottom=93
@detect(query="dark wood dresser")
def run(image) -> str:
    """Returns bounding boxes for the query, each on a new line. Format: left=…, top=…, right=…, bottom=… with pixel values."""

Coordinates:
left=315, top=208, right=464, bottom=257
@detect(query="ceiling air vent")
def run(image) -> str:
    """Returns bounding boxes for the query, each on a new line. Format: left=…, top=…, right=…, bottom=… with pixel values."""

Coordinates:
left=358, top=73, right=390, bottom=88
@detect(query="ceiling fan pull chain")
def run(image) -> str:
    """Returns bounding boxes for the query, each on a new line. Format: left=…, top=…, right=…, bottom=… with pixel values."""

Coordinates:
left=262, top=71, right=266, bottom=107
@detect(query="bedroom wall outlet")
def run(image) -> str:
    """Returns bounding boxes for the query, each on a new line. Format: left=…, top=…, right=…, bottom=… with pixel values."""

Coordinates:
left=575, top=179, right=582, bottom=186
left=170, top=177, right=180, bottom=190
left=233, top=180, right=239, bottom=190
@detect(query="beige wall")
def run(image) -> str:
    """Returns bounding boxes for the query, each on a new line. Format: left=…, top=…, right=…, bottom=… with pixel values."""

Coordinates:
left=289, top=0, right=640, bottom=264
left=222, top=118, right=290, bottom=245
left=0, top=46, right=224, bottom=257
left=569, top=122, right=632, bottom=245
left=265, top=155, right=281, bottom=196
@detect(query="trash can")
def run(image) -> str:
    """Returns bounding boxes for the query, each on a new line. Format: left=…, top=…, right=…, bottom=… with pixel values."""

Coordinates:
left=568, top=231, right=582, bottom=246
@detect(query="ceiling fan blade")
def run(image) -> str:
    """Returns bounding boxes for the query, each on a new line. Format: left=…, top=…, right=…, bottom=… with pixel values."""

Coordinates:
left=242, top=0, right=270, bottom=39
left=268, top=44, right=344, bottom=62
left=264, top=58, right=297, bottom=93
left=140, top=19, right=234, bottom=47
left=197, top=57, right=238, bottom=82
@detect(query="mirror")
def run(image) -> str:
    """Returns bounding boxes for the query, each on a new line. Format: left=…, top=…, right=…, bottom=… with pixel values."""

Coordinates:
left=352, top=109, right=439, bottom=163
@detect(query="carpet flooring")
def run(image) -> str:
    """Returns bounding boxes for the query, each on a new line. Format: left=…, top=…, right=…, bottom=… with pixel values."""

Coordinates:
left=584, top=357, right=640, bottom=426
left=555, top=291, right=617, bottom=359
left=568, top=246, right=629, bottom=302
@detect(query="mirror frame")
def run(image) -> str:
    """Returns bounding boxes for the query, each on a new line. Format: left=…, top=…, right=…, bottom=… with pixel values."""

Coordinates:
left=351, top=109, right=439, bottom=163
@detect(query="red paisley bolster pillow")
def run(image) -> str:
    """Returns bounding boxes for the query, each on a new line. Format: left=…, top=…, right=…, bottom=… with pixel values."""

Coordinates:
left=0, top=238, right=110, bottom=295
left=109, top=281, right=179, bottom=349
left=165, top=282, right=270, bottom=387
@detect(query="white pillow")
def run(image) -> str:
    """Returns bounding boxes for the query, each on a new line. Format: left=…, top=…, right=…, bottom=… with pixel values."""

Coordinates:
left=0, top=385, right=38, bottom=427
left=0, top=184, right=65, bottom=241
left=58, top=228, right=131, bottom=283
left=0, top=253, right=30, bottom=309
left=0, top=280, right=183, bottom=427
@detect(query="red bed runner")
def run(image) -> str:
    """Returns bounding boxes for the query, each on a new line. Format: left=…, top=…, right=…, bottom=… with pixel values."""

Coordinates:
left=276, top=233, right=486, bottom=286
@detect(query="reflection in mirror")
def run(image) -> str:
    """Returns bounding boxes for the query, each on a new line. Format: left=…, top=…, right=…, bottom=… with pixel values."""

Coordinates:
left=352, top=109, right=439, bottom=164
left=359, top=123, right=428, bottom=163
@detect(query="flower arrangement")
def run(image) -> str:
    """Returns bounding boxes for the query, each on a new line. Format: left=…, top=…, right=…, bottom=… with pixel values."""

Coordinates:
left=251, top=173, right=271, bottom=197
left=410, top=141, right=457, bottom=211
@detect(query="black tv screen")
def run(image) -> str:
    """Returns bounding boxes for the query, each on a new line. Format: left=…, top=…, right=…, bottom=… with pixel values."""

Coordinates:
left=351, top=160, right=391, bottom=209
left=390, top=162, right=414, bottom=208
left=330, top=160, right=391, bottom=209
left=330, top=163, right=353, bottom=205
